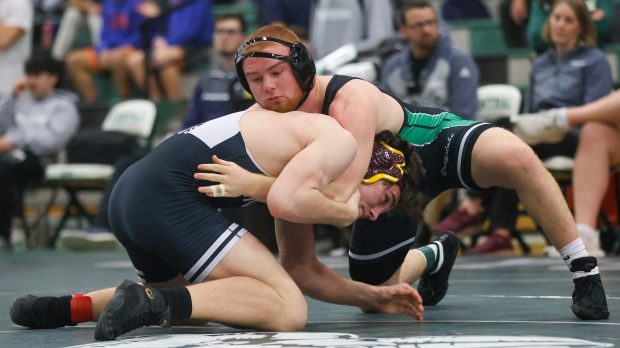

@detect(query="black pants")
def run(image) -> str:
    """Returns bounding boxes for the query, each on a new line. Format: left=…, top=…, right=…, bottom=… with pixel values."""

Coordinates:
left=0, top=151, right=44, bottom=243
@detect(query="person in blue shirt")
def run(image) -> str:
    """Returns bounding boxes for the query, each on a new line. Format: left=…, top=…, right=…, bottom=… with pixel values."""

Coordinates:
left=66, top=0, right=144, bottom=103
left=125, top=0, right=213, bottom=101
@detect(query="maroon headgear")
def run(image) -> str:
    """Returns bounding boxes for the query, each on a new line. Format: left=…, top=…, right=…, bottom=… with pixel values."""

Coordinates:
left=362, top=141, right=406, bottom=185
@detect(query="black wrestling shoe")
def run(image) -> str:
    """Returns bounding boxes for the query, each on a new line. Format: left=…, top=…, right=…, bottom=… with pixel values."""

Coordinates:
left=10, top=295, right=74, bottom=329
left=94, top=280, right=171, bottom=340
left=417, top=232, right=460, bottom=306
left=570, top=257, right=610, bottom=320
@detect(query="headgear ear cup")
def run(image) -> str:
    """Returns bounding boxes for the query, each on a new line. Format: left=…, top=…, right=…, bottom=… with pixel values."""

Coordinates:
left=234, top=37, right=316, bottom=103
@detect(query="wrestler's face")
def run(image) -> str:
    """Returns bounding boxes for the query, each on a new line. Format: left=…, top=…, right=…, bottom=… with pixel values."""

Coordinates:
left=243, top=44, right=304, bottom=112
left=357, top=181, right=401, bottom=221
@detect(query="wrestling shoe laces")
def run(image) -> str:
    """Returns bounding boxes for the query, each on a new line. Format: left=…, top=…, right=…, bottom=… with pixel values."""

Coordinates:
left=94, top=279, right=171, bottom=340
left=570, top=257, right=610, bottom=320
left=417, top=232, right=460, bottom=306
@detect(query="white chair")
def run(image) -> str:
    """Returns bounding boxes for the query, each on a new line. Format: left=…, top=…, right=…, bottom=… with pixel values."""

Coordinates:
left=476, top=84, right=522, bottom=122
left=44, top=100, right=157, bottom=247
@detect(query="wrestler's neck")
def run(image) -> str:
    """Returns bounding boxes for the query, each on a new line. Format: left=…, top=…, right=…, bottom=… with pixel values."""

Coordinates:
left=295, top=76, right=330, bottom=113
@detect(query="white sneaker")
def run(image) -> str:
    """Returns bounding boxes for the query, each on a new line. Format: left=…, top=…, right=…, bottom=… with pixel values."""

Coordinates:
left=511, top=109, right=568, bottom=145
left=60, top=227, right=118, bottom=251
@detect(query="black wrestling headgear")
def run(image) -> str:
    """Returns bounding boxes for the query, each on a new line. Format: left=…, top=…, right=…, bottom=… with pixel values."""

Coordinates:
left=234, top=37, right=316, bottom=107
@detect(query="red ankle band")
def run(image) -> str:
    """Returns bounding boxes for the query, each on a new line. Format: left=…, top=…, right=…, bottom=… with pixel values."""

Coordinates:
left=70, top=294, right=93, bottom=323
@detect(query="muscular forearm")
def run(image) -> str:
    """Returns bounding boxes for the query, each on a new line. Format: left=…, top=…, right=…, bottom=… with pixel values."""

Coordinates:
left=286, top=256, right=378, bottom=308
left=246, top=173, right=275, bottom=202
left=268, top=188, right=356, bottom=227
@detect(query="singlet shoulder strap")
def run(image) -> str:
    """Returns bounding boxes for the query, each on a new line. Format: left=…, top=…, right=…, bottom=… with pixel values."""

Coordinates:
left=321, top=75, right=359, bottom=115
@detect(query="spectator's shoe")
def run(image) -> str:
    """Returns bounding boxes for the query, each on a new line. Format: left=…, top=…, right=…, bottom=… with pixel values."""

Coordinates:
left=470, top=232, right=514, bottom=255
left=570, top=257, right=610, bottom=320
left=60, top=227, right=118, bottom=251
left=10, top=295, right=75, bottom=329
left=511, top=109, right=567, bottom=145
left=432, top=208, right=482, bottom=234
left=94, top=280, right=170, bottom=340
left=417, top=232, right=460, bottom=306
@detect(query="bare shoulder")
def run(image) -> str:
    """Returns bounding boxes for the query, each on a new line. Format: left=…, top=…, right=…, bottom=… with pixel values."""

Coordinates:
left=243, top=109, right=339, bottom=137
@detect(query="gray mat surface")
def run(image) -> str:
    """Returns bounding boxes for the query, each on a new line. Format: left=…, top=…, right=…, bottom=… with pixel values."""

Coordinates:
left=1, top=250, right=619, bottom=347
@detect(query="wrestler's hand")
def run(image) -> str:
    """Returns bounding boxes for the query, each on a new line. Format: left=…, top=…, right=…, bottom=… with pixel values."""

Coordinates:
left=335, top=189, right=361, bottom=228
left=361, top=283, right=424, bottom=320
left=195, top=155, right=254, bottom=198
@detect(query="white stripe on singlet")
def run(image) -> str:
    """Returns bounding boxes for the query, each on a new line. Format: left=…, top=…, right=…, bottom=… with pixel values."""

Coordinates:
left=348, top=236, right=416, bottom=261
left=456, top=122, right=488, bottom=190
left=184, top=223, right=247, bottom=283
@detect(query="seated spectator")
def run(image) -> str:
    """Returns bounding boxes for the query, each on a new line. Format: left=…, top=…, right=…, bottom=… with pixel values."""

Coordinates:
left=0, top=53, right=79, bottom=250
left=514, top=90, right=620, bottom=256
left=182, top=12, right=253, bottom=127
left=52, top=0, right=103, bottom=60
left=0, top=1, right=34, bottom=97
left=474, top=0, right=613, bottom=255
left=125, top=0, right=213, bottom=101
left=59, top=12, right=252, bottom=250
left=380, top=0, right=479, bottom=119
left=528, top=0, right=613, bottom=53
left=66, top=0, right=144, bottom=103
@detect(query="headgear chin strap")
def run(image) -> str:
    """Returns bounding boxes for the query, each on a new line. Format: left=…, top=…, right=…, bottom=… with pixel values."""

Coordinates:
left=363, top=141, right=406, bottom=185
left=235, top=37, right=316, bottom=108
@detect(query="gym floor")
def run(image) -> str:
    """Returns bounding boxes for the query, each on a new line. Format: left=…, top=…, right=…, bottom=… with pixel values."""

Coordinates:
left=1, top=250, right=619, bottom=347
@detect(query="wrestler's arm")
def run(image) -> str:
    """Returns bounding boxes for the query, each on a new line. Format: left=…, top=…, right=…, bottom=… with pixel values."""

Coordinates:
left=267, top=117, right=360, bottom=227
left=276, top=219, right=424, bottom=319
left=326, top=84, right=378, bottom=193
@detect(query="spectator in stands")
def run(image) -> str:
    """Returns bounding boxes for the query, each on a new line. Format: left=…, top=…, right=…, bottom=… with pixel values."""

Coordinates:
left=514, top=91, right=620, bottom=256
left=66, top=0, right=144, bottom=103
left=309, top=0, right=396, bottom=59
left=440, top=0, right=490, bottom=22
left=381, top=0, right=482, bottom=244
left=0, top=53, right=79, bottom=250
left=125, top=0, right=213, bottom=102
left=0, top=1, right=34, bottom=98
left=473, top=0, right=613, bottom=255
left=528, top=0, right=613, bottom=53
left=59, top=12, right=251, bottom=251
left=380, top=0, right=479, bottom=119
left=52, top=0, right=103, bottom=60
left=183, top=12, right=253, bottom=127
